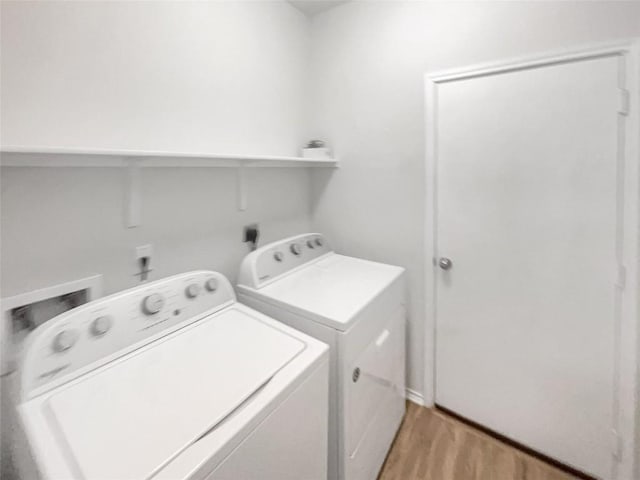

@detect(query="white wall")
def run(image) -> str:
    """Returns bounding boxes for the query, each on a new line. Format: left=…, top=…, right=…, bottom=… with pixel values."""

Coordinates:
left=1, top=0, right=309, bottom=155
left=308, top=1, right=640, bottom=401
left=0, top=0, right=312, bottom=299
left=1, top=167, right=311, bottom=297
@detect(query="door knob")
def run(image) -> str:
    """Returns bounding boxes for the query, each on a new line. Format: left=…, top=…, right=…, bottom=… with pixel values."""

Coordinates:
left=438, top=257, right=453, bottom=270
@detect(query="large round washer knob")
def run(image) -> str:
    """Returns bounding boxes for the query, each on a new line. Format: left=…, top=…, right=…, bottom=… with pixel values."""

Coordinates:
left=315, top=238, right=323, bottom=247
left=306, top=240, right=315, bottom=249
left=142, top=293, right=164, bottom=315
left=90, top=316, right=112, bottom=337
left=205, top=278, right=218, bottom=293
left=290, top=243, right=302, bottom=256
left=273, top=251, right=284, bottom=262
left=185, top=283, right=201, bottom=299
left=52, top=330, right=78, bottom=353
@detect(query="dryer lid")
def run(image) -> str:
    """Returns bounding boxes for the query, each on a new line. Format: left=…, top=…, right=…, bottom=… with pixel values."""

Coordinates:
left=253, top=254, right=405, bottom=331
left=41, top=307, right=304, bottom=480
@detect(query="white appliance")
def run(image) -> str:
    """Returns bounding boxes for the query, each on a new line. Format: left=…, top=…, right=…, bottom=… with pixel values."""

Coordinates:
left=9, top=270, right=329, bottom=480
left=237, top=233, right=406, bottom=480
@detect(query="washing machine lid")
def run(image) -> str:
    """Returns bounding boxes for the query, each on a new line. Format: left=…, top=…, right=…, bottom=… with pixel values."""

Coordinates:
left=40, top=306, right=304, bottom=480
left=254, top=254, right=404, bottom=331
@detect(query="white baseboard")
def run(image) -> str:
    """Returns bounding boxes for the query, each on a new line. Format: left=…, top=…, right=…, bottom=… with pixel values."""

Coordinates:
left=405, top=388, right=425, bottom=406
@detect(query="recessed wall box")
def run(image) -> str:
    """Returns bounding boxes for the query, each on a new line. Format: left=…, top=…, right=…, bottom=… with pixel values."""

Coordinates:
left=1, top=275, right=103, bottom=375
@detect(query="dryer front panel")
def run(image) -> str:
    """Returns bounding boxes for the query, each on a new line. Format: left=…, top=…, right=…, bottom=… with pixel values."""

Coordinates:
left=343, top=308, right=405, bottom=480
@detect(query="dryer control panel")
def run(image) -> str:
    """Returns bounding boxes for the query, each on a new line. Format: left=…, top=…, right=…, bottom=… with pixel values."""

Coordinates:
left=17, top=271, right=235, bottom=399
left=237, top=233, right=332, bottom=289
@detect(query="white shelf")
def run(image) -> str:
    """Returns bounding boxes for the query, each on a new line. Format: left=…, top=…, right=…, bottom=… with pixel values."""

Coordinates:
left=0, top=146, right=338, bottom=168
left=1, top=146, right=337, bottom=226
left=0, top=146, right=337, bottom=227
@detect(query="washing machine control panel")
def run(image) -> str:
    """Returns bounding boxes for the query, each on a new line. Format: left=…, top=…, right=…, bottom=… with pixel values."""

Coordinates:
left=238, top=233, right=332, bottom=289
left=18, top=271, right=236, bottom=399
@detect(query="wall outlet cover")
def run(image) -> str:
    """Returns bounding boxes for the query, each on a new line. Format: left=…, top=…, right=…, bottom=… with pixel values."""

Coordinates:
left=135, top=244, right=153, bottom=260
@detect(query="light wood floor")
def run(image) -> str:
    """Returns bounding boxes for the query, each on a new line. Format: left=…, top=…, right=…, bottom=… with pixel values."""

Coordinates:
left=378, top=402, right=581, bottom=480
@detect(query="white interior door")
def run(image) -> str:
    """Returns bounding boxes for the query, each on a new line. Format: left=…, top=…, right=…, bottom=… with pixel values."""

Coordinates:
left=433, top=54, right=622, bottom=479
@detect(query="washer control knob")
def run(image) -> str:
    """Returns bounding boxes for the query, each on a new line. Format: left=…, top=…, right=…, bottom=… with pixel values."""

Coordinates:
left=52, top=330, right=77, bottom=353
left=290, top=243, right=302, bottom=256
left=205, top=278, right=218, bottom=293
left=273, top=251, right=284, bottom=262
left=142, top=293, right=164, bottom=315
left=306, top=240, right=315, bottom=249
left=91, top=316, right=112, bottom=337
left=315, top=238, right=323, bottom=247
left=185, top=283, right=201, bottom=299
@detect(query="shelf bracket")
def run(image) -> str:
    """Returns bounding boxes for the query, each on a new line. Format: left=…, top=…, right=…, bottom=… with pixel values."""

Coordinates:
left=236, top=166, right=247, bottom=211
left=125, top=158, right=141, bottom=228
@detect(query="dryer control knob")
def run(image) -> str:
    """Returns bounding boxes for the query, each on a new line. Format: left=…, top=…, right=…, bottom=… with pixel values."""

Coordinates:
left=185, top=283, right=201, bottom=299
left=290, top=243, right=302, bottom=255
left=91, top=316, right=112, bottom=337
left=142, top=293, right=164, bottom=315
left=274, top=251, right=284, bottom=262
left=315, top=238, right=323, bottom=247
left=52, top=330, right=78, bottom=353
left=205, top=278, right=218, bottom=293
left=306, top=240, right=315, bottom=249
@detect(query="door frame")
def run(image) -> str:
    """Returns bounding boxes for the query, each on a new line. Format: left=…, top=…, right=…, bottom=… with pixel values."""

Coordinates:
left=423, top=40, right=640, bottom=479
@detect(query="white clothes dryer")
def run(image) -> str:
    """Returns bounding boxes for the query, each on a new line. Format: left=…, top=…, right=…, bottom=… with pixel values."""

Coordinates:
left=9, top=271, right=329, bottom=480
left=237, top=234, right=406, bottom=480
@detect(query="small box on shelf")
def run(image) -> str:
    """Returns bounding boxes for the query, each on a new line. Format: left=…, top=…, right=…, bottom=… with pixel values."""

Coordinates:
left=301, top=147, right=332, bottom=159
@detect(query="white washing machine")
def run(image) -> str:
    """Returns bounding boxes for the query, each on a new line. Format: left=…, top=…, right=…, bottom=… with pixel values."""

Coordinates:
left=237, top=234, right=406, bottom=480
left=8, top=270, right=329, bottom=480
